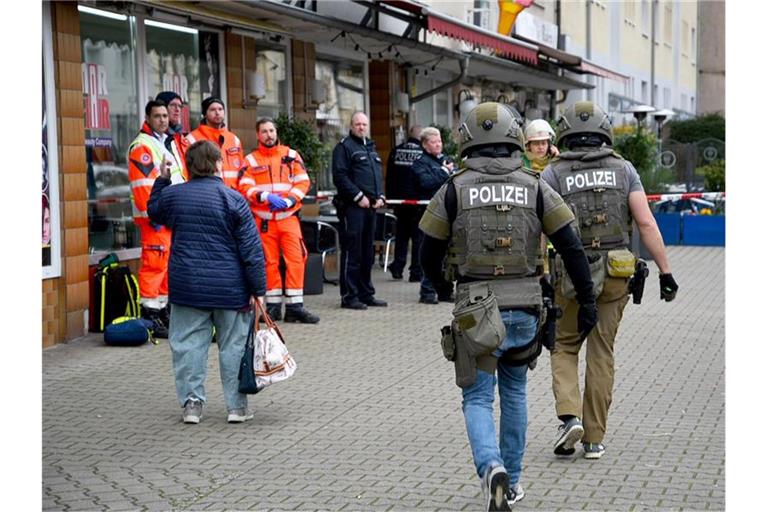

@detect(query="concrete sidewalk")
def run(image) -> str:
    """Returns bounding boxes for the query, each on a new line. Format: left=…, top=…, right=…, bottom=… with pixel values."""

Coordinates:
left=43, top=246, right=724, bottom=511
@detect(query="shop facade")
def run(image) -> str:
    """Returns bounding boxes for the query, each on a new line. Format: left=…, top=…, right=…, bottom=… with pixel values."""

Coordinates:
left=42, top=0, right=602, bottom=347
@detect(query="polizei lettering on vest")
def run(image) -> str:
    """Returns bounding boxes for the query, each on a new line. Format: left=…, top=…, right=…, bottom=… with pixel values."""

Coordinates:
left=466, top=184, right=531, bottom=208
left=564, top=170, right=617, bottom=192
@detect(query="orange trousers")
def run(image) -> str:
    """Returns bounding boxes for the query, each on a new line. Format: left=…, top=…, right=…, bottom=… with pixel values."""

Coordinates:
left=138, top=224, right=171, bottom=300
left=258, top=216, right=307, bottom=305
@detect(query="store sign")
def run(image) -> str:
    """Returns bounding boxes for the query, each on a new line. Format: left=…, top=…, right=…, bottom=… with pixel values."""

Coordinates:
left=82, top=63, right=111, bottom=130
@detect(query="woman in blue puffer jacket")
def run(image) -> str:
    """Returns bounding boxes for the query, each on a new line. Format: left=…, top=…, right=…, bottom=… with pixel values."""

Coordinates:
left=148, top=140, right=266, bottom=425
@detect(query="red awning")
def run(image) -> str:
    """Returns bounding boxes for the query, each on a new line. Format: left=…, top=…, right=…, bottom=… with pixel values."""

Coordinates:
left=426, top=13, right=538, bottom=65
left=577, top=60, right=630, bottom=84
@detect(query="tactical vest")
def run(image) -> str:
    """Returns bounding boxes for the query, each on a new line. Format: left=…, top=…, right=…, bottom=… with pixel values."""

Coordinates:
left=549, top=151, right=631, bottom=251
left=447, top=164, right=544, bottom=309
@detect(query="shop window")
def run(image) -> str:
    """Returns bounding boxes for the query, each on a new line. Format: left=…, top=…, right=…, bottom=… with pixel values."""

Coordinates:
left=80, top=9, right=141, bottom=255
left=435, top=90, right=451, bottom=128
left=252, top=47, right=287, bottom=119
left=315, top=59, right=365, bottom=143
left=414, top=76, right=434, bottom=126
left=144, top=20, right=221, bottom=131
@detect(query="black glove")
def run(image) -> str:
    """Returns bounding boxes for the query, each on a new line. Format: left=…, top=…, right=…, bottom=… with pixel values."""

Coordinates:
left=577, top=301, right=598, bottom=341
left=659, top=273, right=678, bottom=302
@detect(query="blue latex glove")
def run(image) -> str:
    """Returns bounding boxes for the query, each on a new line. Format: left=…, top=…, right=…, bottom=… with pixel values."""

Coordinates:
left=267, top=193, right=288, bottom=211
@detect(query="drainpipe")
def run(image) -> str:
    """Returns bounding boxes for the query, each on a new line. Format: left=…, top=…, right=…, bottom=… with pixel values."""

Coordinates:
left=586, top=0, right=593, bottom=101
left=409, top=56, right=470, bottom=104
left=650, top=0, right=656, bottom=107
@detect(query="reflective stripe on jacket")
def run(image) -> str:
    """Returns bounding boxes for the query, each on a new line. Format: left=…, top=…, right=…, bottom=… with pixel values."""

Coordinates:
left=238, top=144, right=311, bottom=220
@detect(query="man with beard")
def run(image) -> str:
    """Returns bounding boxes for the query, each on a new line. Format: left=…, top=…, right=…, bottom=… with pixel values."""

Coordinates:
left=238, top=118, right=319, bottom=324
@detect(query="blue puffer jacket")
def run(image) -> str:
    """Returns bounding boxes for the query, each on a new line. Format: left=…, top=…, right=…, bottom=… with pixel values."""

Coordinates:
left=412, top=152, right=452, bottom=200
left=147, top=175, right=266, bottom=310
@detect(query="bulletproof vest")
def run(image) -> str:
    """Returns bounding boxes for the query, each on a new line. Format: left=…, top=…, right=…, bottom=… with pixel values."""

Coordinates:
left=550, top=149, right=631, bottom=251
left=447, top=160, right=544, bottom=308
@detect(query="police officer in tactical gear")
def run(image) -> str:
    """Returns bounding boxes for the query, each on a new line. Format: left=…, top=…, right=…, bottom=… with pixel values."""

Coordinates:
left=419, top=103, right=598, bottom=510
left=542, top=101, right=679, bottom=461
left=385, top=125, right=424, bottom=281
left=332, top=112, right=388, bottom=310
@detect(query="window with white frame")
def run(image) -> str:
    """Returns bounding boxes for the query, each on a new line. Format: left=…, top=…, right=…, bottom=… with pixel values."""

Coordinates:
left=681, top=20, right=689, bottom=56
left=43, top=3, right=61, bottom=278
left=691, top=27, right=696, bottom=63
left=641, top=80, right=648, bottom=103
left=663, top=3, right=672, bottom=45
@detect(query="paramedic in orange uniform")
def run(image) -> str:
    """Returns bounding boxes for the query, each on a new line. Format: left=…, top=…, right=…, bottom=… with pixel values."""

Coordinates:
left=238, top=118, right=320, bottom=324
left=186, top=97, right=243, bottom=189
left=127, top=100, right=184, bottom=338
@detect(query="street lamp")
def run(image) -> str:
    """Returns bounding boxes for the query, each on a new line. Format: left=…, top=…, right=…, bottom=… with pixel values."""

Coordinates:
left=652, top=108, right=675, bottom=151
left=623, top=104, right=655, bottom=136
left=455, top=89, right=476, bottom=121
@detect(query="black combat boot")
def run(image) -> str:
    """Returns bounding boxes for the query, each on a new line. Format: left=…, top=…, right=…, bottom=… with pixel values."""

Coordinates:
left=265, top=304, right=282, bottom=321
left=283, top=304, right=320, bottom=324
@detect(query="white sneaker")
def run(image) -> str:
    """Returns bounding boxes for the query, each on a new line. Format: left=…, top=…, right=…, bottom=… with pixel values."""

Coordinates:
left=183, top=399, right=203, bottom=424
left=507, top=482, right=525, bottom=506
left=227, top=408, right=254, bottom=423
left=481, top=465, right=511, bottom=511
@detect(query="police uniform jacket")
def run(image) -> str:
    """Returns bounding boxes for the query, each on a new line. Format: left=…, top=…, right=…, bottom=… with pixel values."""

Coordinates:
left=332, top=132, right=385, bottom=205
left=412, top=151, right=453, bottom=200
left=385, top=138, right=422, bottom=200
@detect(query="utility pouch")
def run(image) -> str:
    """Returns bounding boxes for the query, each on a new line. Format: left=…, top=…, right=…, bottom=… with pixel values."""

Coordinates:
left=559, top=253, right=605, bottom=300
left=452, top=282, right=506, bottom=357
left=440, top=325, right=456, bottom=361
left=606, top=248, right=637, bottom=278
left=453, top=327, right=477, bottom=388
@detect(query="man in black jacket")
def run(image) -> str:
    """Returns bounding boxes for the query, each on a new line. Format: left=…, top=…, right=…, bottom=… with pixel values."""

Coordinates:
left=331, top=112, right=388, bottom=310
left=385, top=125, right=423, bottom=281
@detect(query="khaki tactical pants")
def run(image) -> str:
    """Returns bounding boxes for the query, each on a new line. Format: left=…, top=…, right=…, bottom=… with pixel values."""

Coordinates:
left=550, top=275, right=630, bottom=444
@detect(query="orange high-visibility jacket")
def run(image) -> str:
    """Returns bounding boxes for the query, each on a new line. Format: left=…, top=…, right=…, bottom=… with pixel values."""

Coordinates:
left=186, top=123, right=244, bottom=188
left=128, top=122, right=184, bottom=227
left=238, top=144, right=311, bottom=220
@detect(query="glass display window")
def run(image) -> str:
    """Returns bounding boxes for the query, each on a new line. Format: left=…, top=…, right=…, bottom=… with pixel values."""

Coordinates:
left=144, top=20, right=221, bottom=131
left=80, top=8, right=141, bottom=256
left=315, top=59, right=365, bottom=144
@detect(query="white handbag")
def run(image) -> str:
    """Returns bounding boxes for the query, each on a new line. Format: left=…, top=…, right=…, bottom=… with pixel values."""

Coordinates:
left=251, top=301, right=297, bottom=390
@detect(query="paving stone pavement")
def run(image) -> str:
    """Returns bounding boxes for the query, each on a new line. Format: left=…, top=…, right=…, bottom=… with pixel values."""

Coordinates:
left=43, top=246, right=724, bottom=511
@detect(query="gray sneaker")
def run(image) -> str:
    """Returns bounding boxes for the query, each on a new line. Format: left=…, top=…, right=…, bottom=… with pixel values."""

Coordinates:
left=582, top=442, right=606, bottom=459
left=227, top=408, right=254, bottom=423
left=481, top=465, right=511, bottom=511
left=507, top=482, right=525, bottom=506
left=554, top=417, right=584, bottom=456
left=183, top=399, right=203, bottom=424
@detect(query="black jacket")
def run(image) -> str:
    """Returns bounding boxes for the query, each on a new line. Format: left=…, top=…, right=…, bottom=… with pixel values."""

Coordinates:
left=332, top=132, right=385, bottom=204
left=385, top=138, right=422, bottom=199
left=412, top=152, right=452, bottom=200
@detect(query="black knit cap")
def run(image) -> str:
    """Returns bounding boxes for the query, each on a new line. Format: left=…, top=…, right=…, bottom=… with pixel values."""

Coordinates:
left=201, top=97, right=225, bottom=115
left=155, top=91, right=182, bottom=105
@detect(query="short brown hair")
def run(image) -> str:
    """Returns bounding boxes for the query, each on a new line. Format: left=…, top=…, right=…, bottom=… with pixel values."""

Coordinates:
left=256, top=117, right=276, bottom=132
left=185, top=140, right=221, bottom=178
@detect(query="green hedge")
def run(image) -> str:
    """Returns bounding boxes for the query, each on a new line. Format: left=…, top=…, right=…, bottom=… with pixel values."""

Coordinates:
left=666, top=114, right=725, bottom=143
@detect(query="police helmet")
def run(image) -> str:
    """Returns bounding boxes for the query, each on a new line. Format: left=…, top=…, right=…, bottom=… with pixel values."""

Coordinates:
left=458, top=102, right=525, bottom=158
left=524, top=119, right=555, bottom=144
left=554, top=101, right=613, bottom=147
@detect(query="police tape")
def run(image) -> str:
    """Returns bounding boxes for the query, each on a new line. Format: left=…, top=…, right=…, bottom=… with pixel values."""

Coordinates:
left=311, top=191, right=726, bottom=204
left=646, top=192, right=725, bottom=202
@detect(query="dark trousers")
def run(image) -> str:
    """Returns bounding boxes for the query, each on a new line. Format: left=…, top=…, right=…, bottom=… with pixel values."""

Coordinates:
left=337, top=206, right=376, bottom=304
left=391, top=205, right=425, bottom=279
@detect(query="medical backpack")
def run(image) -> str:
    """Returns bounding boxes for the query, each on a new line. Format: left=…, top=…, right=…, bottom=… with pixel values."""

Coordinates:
left=92, top=254, right=140, bottom=332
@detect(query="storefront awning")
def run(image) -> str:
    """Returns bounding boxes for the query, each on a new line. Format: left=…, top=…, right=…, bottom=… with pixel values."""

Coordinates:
left=424, top=10, right=539, bottom=65
left=574, top=59, right=630, bottom=84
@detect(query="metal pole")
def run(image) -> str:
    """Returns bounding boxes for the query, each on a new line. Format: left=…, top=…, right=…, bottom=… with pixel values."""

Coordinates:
left=650, top=0, right=656, bottom=106
left=586, top=0, right=593, bottom=101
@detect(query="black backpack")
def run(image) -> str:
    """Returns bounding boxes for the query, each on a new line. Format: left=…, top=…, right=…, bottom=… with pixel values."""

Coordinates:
left=93, top=254, right=140, bottom=332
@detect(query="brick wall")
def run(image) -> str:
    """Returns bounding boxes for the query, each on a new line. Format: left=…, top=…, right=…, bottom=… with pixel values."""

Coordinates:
left=43, top=2, right=90, bottom=347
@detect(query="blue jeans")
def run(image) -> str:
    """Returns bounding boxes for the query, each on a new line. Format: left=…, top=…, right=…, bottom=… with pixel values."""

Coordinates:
left=461, top=309, right=538, bottom=485
left=169, top=304, right=252, bottom=410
